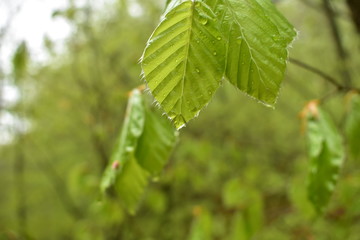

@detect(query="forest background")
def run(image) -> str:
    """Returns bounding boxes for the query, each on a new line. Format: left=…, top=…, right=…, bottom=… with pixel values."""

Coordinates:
left=1, top=0, right=360, bottom=239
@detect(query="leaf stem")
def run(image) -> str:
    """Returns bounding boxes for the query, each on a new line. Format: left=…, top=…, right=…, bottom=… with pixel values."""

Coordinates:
left=289, top=58, right=360, bottom=93
left=289, top=58, right=343, bottom=89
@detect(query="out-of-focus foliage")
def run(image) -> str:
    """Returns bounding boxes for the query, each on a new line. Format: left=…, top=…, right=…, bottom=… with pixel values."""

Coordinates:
left=304, top=102, right=344, bottom=213
left=11, top=41, right=29, bottom=82
left=1, top=0, right=360, bottom=239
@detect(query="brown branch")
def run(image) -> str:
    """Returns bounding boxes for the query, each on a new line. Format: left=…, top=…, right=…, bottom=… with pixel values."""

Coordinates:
left=346, top=0, right=360, bottom=34
left=289, top=58, right=345, bottom=89
left=297, top=0, right=350, bottom=20
left=322, top=0, right=353, bottom=86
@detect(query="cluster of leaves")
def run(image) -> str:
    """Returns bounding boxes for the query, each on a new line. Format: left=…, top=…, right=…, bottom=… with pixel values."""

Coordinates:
left=2, top=0, right=360, bottom=238
left=141, top=0, right=296, bottom=129
left=101, top=0, right=360, bottom=216
left=102, top=0, right=297, bottom=213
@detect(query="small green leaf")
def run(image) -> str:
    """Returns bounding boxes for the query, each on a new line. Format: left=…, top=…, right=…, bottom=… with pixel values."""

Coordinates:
left=101, top=89, right=177, bottom=213
left=306, top=108, right=345, bottom=213
left=216, top=0, right=296, bottom=106
left=135, top=108, right=178, bottom=175
left=12, top=41, right=29, bottom=82
left=141, top=0, right=226, bottom=129
left=114, top=155, right=150, bottom=214
left=346, top=94, right=360, bottom=160
left=101, top=89, right=145, bottom=193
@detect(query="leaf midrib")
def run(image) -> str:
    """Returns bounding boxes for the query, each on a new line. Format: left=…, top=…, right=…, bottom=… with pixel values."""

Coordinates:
left=223, top=0, right=269, bottom=90
left=179, top=1, right=196, bottom=118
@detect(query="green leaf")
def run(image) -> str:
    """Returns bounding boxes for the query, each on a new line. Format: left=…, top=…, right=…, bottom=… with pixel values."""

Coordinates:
left=101, top=89, right=177, bottom=213
left=12, top=41, right=29, bottom=82
left=306, top=108, right=345, bottom=213
left=101, top=89, right=145, bottom=193
left=141, top=0, right=226, bottom=129
left=114, top=155, right=150, bottom=214
left=216, top=0, right=296, bottom=106
left=346, top=94, right=360, bottom=160
left=135, top=108, right=178, bottom=175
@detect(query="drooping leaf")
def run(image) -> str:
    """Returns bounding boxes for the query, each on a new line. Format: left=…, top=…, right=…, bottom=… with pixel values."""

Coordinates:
left=135, top=108, right=178, bottom=175
left=101, top=89, right=145, bottom=193
left=12, top=41, right=29, bottom=82
left=141, top=0, right=226, bottom=129
left=306, top=107, right=344, bottom=213
left=114, top=155, right=150, bottom=214
left=345, top=94, right=360, bottom=160
left=101, top=89, right=177, bottom=213
left=215, top=0, right=296, bottom=106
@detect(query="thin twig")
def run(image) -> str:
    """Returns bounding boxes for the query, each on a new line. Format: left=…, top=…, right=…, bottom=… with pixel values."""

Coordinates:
left=297, top=0, right=350, bottom=21
left=322, top=0, right=353, bottom=86
left=289, top=58, right=343, bottom=89
left=289, top=58, right=360, bottom=93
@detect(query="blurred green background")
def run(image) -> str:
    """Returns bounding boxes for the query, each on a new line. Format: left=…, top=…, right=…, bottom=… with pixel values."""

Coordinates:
left=1, top=0, right=360, bottom=239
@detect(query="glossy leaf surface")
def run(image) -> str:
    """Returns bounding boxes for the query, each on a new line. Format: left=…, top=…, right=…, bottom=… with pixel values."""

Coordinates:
left=142, top=0, right=226, bottom=129
left=216, top=0, right=296, bottom=105
left=142, top=0, right=296, bottom=129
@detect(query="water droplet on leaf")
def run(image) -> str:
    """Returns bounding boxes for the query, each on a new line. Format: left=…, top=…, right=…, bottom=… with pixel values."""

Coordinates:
left=199, top=17, right=208, bottom=25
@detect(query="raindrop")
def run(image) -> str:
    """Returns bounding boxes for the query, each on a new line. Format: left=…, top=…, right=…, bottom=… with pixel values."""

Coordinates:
left=217, top=36, right=222, bottom=41
left=196, top=68, right=200, bottom=73
left=199, top=18, right=208, bottom=25
left=213, top=51, right=217, bottom=56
